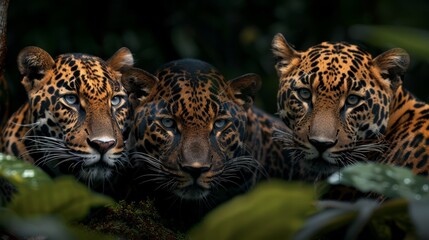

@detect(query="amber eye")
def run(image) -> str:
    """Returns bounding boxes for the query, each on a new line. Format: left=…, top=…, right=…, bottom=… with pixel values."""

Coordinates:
left=161, top=118, right=175, bottom=128
left=346, top=94, right=361, bottom=106
left=64, top=94, right=78, bottom=105
left=111, top=95, right=122, bottom=107
left=298, top=88, right=312, bottom=100
left=214, top=119, right=227, bottom=129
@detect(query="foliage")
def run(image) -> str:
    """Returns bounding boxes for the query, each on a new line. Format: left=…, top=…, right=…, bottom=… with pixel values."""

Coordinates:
left=294, top=162, right=429, bottom=239
left=328, top=162, right=429, bottom=200
left=0, top=154, right=115, bottom=239
left=189, top=181, right=316, bottom=240
left=2, top=154, right=429, bottom=239
left=0, top=153, right=51, bottom=189
left=190, top=163, right=429, bottom=240
left=0, top=153, right=186, bottom=239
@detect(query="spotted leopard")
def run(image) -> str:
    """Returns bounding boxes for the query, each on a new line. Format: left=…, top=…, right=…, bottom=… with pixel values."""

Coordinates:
left=1, top=46, right=134, bottom=189
left=121, top=59, right=293, bottom=225
left=271, top=33, right=429, bottom=183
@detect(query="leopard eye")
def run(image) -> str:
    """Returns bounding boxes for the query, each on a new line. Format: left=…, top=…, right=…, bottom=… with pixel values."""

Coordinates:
left=161, top=118, right=175, bottom=129
left=214, top=119, right=227, bottom=129
left=346, top=94, right=361, bottom=106
left=111, top=95, right=122, bottom=107
left=64, top=94, right=78, bottom=105
left=298, top=88, right=312, bottom=101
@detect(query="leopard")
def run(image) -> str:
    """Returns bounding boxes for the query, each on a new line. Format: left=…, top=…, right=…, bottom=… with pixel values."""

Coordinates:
left=0, top=46, right=134, bottom=191
left=121, top=58, right=294, bottom=228
left=271, top=33, right=429, bottom=186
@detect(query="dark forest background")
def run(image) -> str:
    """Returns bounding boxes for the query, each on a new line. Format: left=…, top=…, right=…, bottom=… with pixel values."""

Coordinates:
left=4, top=0, right=429, bottom=116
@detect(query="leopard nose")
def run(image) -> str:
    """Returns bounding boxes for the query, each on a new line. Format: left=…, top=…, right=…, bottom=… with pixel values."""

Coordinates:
left=87, top=138, right=116, bottom=155
left=308, top=136, right=337, bottom=153
left=180, top=163, right=211, bottom=179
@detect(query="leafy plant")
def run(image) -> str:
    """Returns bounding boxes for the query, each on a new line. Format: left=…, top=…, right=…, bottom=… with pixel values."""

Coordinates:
left=189, top=181, right=316, bottom=240
left=0, top=153, right=115, bottom=239
left=190, top=163, right=429, bottom=240
left=3, top=153, right=429, bottom=239
left=299, top=162, right=429, bottom=240
left=327, top=162, right=429, bottom=200
left=0, top=153, right=186, bottom=239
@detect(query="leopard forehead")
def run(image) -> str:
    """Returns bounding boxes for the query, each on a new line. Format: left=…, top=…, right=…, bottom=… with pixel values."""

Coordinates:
left=152, top=59, right=233, bottom=126
left=53, top=54, right=122, bottom=100
left=292, top=42, right=374, bottom=96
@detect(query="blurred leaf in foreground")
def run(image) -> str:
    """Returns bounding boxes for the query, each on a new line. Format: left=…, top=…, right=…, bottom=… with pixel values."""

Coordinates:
left=0, top=209, right=115, bottom=240
left=7, top=176, right=115, bottom=222
left=328, top=162, right=429, bottom=200
left=0, top=153, right=52, bottom=189
left=189, top=180, right=316, bottom=240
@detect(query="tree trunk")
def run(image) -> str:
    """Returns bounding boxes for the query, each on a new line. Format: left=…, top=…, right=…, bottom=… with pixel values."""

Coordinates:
left=0, top=0, right=9, bottom=130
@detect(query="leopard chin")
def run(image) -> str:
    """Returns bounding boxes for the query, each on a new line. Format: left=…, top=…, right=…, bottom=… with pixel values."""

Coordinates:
left=301, top=157, right=341, bottom=177
left=79, top=166, right=113, bottom=183
left=174, top=185, right=210, bottom=200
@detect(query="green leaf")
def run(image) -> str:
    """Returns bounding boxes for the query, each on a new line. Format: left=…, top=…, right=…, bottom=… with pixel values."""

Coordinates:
left=7, top=176, right=115, bottom=222
left=189, top=180, right=316, bottom=240
left=328, top=162, right=429, bottom=200
left=0, top=153, right=52, bottom=189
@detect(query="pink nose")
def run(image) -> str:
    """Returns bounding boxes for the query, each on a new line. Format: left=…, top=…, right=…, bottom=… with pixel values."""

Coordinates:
left=87, top=139, right=116, bottom=155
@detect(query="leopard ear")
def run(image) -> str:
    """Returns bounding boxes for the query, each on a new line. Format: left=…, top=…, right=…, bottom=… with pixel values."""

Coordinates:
left=121, top=67, right=158, bottom=104
left=107, top=47, right=134, bottom=71
left=271, top=33, right=300, bottom=76
left=229, top=73, right=261, bottom=109
left=373, top=48, right=409, bottom=91
left=17, top=46, right=55, bottom=92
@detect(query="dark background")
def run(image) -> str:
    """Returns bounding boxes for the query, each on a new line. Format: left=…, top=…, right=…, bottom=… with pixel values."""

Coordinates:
left=4, top=0, right=429, bottom=116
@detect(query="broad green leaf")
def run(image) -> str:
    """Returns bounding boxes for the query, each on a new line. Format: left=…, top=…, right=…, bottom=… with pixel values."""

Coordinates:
left=189, top=180, right=316, bottom=240
left=7, top=176, right=115, bottom=222
left=328, top=162, right=429, bottom=200
left=0, top=153, right=52, bottom=189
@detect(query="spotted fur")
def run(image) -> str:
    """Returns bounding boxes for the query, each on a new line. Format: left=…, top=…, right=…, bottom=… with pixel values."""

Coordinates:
left=272, top=33, right=429, bottom=182
left=122, top=59, right=292, bottom=206
left=1, top=46, right=134, bottom=188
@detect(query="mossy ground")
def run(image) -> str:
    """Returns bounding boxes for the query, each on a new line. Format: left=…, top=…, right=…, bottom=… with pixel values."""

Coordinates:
left=81, top=199, right=188, bottom=240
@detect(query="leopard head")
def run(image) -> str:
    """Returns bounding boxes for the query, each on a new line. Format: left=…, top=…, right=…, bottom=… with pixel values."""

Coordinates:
left=18, top=46, right=134, bottom=183
left=271, top=33, right=409, bottom=180
left=123, top=59, right=261, bottom=201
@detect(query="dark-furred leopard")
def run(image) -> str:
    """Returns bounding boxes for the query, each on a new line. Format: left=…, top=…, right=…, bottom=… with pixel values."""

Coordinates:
left=121, top=59, right=294, bottom=211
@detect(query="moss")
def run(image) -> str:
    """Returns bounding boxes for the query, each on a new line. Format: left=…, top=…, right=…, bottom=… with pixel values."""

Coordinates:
left=81, top=199, right=187, bottom=240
